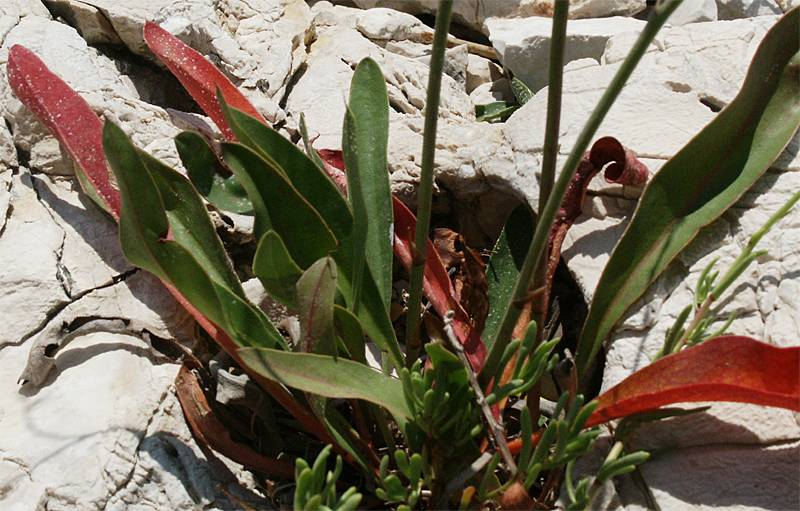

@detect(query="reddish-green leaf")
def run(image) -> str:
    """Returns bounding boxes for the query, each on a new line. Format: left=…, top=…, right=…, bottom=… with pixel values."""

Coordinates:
left=6, top=45, right=120, bottom=217
left=143, top=21, right=264, bottom=140
left=509, top=335, right=799, bottom=455
left=392, top=197, right=487, bottom=372
left=586, top=336, right=800, bottom=427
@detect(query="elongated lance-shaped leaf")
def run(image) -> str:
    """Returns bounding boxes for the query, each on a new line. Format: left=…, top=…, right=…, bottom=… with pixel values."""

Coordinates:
left=332, top=235, right=405, bottom=368
left=175, top=130, right=252, bottom=214
left=6, top=45, right=119, bottom=217
left=586, top=336, right=800, bottom=427
left=104, top=121, right=229, bottom=327
left=220, top=100, right=353, bottom=240
left=341, top=58, right=393, bottom=311
left=143, top=22, right=265, bottom=140
left=137, top=149, right=244, bottom=295
left=297, top=257, right=338, bottom=356
left=104, top=122, right=285, bottom=349
left=483, top=205, right=534, bottom=349
left=221, top=142, right=337, bottom=268
left=334, top=305, right=367, bottom=364
left=238, top=348, right=412, bottom=422
left=577, top=9, right=800, bottom=378
left=253, top=230, right=303, bottom=309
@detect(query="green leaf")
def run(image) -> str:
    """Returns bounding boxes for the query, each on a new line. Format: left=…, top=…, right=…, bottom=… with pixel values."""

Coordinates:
left=220, top=99, right=352, bottom=240
left=511, top=77, right=534, bottom=105
left=483, top=205, right=534, bottom=349
left=331, top=228, right=404, bottom=368
left=475, top=101, right=519, bottom=123
left=334, top=305, right=367, bottom=364
left=253, top=230, right=304, bottom=308
left=175, top=130, right=253, bottom=214
left=104, top=121, right=227, bottom=326
left=577, top=9, right=800, bottom=378
left=342, top=58, right=393, bottom=311
left=238, top=348, right=411, bottom=421
left=104, top=121, right=283, bottom=349
left=308, top=398, right=373, bottom=473
left=297, top=257, right=338, bottom=356
left=138, top=148, right=244, bottom=295
left=222, top=142, right=337, bottom=268
left=212, top=280, right=287, bottom=349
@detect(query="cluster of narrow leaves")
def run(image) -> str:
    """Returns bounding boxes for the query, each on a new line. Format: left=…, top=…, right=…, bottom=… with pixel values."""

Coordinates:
left=6, top=2, right=800, bottom=509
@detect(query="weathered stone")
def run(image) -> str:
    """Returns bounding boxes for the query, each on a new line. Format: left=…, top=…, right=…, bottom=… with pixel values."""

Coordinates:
left=286, top=6, right=474, bottom=149
left=486, top=16, right=645, bottom=91
left=346, top=0, right=530, bottom=33
left=716, top=0, right=782, bottom=19
left=526, top=0, right=646, bottom=18
left=669, top=0, right=718, bottom=24
left=617, top=441, right=800, bottom=510
left=469, top=77, right=513, bottom=107
left=416, top=44, right=470, bottom=89
left=347, top=0, right=647, bottom=33
left=42, top=0, right=123, bottom=45
left=466, top=53, right=504, bottom=93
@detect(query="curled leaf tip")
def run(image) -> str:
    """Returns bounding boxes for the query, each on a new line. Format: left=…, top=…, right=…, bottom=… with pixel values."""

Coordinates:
left=590, top=136, right=650, bottom=186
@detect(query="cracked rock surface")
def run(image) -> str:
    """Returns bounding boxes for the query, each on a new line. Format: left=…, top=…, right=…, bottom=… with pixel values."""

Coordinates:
left=0, top=1, right=798, bottom=510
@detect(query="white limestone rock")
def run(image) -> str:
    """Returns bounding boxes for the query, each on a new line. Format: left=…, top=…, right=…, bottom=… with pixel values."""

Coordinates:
left=416, top=44, right=470, bottom=89
left=285, top=11, right=474, bottom=149
left=346, top=0, right=530, bottom=33
left=617, top=441, right=800, bottom=510
left=606, top=16, right=780, bottom=107
left=466, top=53, right=503, bottom=93
left=486, top=16, right=645, bottom=92
left=525, top=0, right=646, bottom=18
left=0, top=0, right=51, bottom=43
left=347, top=0, right=647, bottom=33
left=42, top=0, right=123, bottom=44
left=0, top=172, right=68, bottom=345
left=668, top=0, right=718, bottom=24
left=716, top=0, right=782, bottom=18
left=355, top=6, right=433, bottom=42
left=469, top=78, right=513, bottom=107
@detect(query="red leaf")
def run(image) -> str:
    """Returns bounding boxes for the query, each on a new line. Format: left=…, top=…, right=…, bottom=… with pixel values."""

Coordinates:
left=6, top=45, right=121, bottom=218
left=585, top=335, right=800, bottom=427
left=508, top=336, right=799, bottom=455
left=392, top=197, right=487, bottom=372
left=143, top=22, right=265, bottom=140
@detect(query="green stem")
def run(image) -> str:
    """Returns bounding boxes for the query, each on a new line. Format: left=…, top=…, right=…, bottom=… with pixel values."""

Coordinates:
left=481, top=0, right=683, bottom=385
left=404, top=0, right=454, bottom=366
left=531, top=0, right=569, bottom=343
left=537, top=0, right=569, bottom=217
